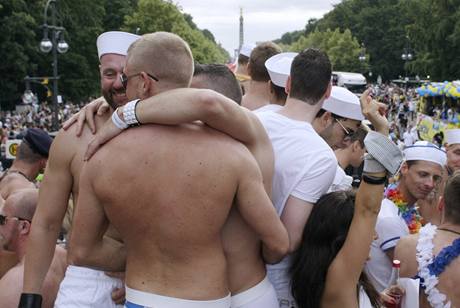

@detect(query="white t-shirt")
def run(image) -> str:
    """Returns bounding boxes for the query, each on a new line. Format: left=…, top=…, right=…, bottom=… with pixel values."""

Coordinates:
left=365, top=198, right=409, bottom=292
left=403, top=131, right=414, bottom=147
left=329, top=165, right=353, bottom=192
left=256, top=110, right=337, bottom=301
left=253, top=104, right=283, bottom=114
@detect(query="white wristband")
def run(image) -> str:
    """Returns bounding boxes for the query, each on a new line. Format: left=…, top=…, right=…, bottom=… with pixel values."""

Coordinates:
left=111, top=108, right=128, bottom=130
left=123, top=99, right=140, bottom=126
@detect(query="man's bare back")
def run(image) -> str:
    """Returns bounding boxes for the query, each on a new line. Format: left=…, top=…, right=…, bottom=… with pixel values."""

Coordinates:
left=77, top=122, right=274, bottom=300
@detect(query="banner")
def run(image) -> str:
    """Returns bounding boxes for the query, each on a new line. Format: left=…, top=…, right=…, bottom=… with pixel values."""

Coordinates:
left=5, top=139, right=22, bottom=159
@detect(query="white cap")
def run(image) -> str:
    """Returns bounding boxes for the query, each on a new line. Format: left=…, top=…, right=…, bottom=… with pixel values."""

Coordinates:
left=445, top=129, right=460, bottom=145
left=265, top=52, right=298, bottom=88
left=239, top=43, right=256, bottom=57
left=322, top=86, right=364, bottom=121
left=404, top=141, right=447, bottom=167
left=97, top=31, right=141, bottom=59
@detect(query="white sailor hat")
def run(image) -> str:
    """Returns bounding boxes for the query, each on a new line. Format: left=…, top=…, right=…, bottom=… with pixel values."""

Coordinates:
left=445, top=129, right=460, bottom=145
left=264, top=52, right=298, bottom=88
left=403, top=141, right=447, bottom=167
left=97, top=31, right=141, bottom=59
left=322, top=86, right=365, bottom=121
left=239, top=43, right=256, bottom=57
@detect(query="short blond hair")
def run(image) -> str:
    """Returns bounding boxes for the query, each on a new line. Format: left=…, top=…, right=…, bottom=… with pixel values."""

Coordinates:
left=127, top=32, right=194, bottom=90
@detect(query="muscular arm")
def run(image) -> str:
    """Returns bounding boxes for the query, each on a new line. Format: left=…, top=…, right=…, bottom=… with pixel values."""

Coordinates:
left=23, top=131, right=74, bottom=294
left=67, top=160, right=125, bottom=272
left=235, top=154, right=288, bottom=264
left=325, top=175, right=386, bottom=299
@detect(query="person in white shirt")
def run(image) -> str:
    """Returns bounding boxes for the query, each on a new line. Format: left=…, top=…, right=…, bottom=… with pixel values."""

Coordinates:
left=445, top=128, right=460, bottom=174
left=365, top=141, right=446, bottom=292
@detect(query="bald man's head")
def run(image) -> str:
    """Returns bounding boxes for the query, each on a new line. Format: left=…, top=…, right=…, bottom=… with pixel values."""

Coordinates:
left=5, top=189, right=39, bottom=222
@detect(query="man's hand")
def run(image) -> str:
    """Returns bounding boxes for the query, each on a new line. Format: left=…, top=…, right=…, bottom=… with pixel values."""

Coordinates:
left=62, top=97, right=110, bottom=136
left=360, top=88, right=389, bottom=136
left=105, top=271, right=126, bottom=305
left=84, top=108, right=124, bottom=161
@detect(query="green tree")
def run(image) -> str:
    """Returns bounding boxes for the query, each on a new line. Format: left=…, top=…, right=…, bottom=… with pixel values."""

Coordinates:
left=290, top=29, right=367, bottom=73
left=123, top=0, right=228, bottom=63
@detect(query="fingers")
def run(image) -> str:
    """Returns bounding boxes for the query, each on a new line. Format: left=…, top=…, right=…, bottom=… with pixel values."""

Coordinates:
left=84, top=138, right=100, bottom=161
left=97, top=102, right=110, bottom=116
left=85, top=106, right=96, bottom=134
left=111, top=287, right=126, bottom=305
left=62, top=115, right=77, bottom=131
left=75, top=110, right=87, bottom=137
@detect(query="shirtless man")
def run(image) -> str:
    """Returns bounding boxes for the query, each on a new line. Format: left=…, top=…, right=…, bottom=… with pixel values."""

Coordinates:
left=396, top=171, right=460, bottom=307
left=0, top=128, right=52, bottom=199
left=68, top=32, right=288, bottom=308
left=78, top=63, right=280, bottom=307
left=0, top=189, right=66, bottom=308
left=20, top=31, right=140, bottom=307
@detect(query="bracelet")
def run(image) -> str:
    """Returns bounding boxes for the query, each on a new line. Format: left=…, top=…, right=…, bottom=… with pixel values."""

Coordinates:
left=362, top=174, right=387, bottom=185
left=18, top=293, right=43, bottom=308
left=123, top=99, right=140, bottom=126
left=111, top=108, right=128, bottom=130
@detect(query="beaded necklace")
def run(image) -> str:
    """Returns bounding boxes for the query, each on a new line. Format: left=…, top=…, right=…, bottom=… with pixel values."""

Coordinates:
left=384, top=183, right=424, bottom=234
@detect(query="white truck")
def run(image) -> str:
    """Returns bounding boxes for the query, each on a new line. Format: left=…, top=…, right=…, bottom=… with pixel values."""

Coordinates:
left=332, top=71, right=367, bottom=95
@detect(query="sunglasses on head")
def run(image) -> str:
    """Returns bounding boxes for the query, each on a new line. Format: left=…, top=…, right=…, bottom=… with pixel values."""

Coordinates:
left=0, top=214, right=31, bottom=225
left=120, top=72, right=159, bottom=90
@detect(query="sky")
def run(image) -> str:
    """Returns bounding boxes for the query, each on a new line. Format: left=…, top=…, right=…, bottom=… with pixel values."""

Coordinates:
left=174, top=0, right=342, bottom=57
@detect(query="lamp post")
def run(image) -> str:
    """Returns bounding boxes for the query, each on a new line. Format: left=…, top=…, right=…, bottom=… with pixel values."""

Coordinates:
left=401, top=36, right=413, bottom=89
left=39, top=0, right=68, bottom=132
left=358, top=43, right=366, bottom=74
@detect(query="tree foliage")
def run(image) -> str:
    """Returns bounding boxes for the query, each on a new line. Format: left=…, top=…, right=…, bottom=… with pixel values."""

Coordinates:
left=0, top=0, right=228, bottom=110
left=279, top=0, right=460, bottom=81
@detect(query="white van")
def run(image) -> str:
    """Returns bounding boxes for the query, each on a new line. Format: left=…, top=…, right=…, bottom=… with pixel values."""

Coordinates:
left=332, top=71, right=367, bottom=95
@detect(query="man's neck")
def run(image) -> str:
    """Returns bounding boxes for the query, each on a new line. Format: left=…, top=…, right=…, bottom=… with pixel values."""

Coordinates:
left=397, top=180, right=417, bottom=205
left=9, top=161, right=38, bottom=182
left=242, top=81, right=271, bottom=109
left=277, top=97, right=322, bottom=124
left=334, top=149, right=350, bottom=169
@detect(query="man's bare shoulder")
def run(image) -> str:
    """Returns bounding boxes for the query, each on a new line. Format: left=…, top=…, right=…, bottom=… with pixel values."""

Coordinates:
left=0, top=263, right=22, bottom=306
left=395, top=233, right=419, bottom=277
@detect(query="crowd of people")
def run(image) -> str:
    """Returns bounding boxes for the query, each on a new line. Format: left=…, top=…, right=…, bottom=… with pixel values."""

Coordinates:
left=0, top=30, right=458, bottom=308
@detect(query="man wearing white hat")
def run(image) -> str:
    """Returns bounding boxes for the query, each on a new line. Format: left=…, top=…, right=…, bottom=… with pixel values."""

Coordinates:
left=365, top=141, right=446, bottom=292
left=255, top=52, right=297, bottom=113
left=235, top=43, right=256, bottom=93
left=241, top=42, right=281, bottom=110
left=445, top=128, right=460, bottom=174
left=20, top=31, right=140, bottom=308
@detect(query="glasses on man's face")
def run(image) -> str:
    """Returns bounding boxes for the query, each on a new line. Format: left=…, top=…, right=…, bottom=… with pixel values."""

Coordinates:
left=120, top=72, right=159, bottom=90
left=335, top=118, right=355, bottom=140
left=0, top=214, right=31, bottom=226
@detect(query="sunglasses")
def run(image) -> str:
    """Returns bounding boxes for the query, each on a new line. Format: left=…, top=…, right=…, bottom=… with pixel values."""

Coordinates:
left=0, top=214, right=31, bottom=225
left=335, top=118, right=355, bottom=140
left=120, top=72, right=159, bottom=90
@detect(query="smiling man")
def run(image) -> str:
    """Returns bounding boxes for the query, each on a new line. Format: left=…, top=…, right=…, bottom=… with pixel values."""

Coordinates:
left=20, top=31, right=140, bottom=308
left=365, top=141, right=446, bottom=292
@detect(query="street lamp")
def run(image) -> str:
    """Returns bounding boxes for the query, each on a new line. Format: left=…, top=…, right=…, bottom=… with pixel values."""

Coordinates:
left=358, top=43, right=367, bottom=75
left=401, top=35, right=413, bottom=87
left=39, top=0, right=68, bottom=131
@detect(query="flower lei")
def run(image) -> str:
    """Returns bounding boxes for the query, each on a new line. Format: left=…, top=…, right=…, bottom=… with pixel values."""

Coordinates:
left=384, top=183, right=424, bottom=234
left=416, top=223, right=455, bottom=308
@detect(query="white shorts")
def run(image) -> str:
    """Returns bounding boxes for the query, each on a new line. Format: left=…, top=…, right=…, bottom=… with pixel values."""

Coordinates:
left=231, top=275, right=279, bottom=308
left=267, top=267, right=297, bottom=308
left=54, top=265, right=123, bottom=308
left=125, top=286, right=231, bottom=308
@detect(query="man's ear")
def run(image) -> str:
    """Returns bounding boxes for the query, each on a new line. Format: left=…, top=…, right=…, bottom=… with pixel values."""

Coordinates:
left=285, top=75, right=291, bottom=94
left=19, top=220, right=31, bottom=235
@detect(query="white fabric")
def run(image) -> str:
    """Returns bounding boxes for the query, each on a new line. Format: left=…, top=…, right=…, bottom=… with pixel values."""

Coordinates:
left=257, top=110, right=337, bottom=303
left=240, top=43, right=256, bottom=57
left=264, top=52, right=297, bottom=87
left=399, top=278, right=420, bottom=308
left=403, top=141, right=447, bottom=167
left=328, top=165, right=353, bottom=192
left=358, top=286, right=373, bottom=308
left=253, top=104, right=282, bottom=114
left=403, top=131, right=415, bottom=147
left=322, top=86, right=365, bottom=121
left=416, top=223, right=451, bottom=308
left=55, top=265, right=123, bottom=308
left=125, top=286, right=231, bottom=308
left=445, top=129, right=460, bottom=145
left=231, top=275, right=278, bottom=308
left=365, top=198, right=409, bottom=292
left=96, top=31, right=140, bottom=59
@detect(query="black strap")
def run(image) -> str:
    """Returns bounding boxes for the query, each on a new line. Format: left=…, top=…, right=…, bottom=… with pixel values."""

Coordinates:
left=18, top=293, right=43, bottom=308
left=362, top=174, right=387, bottom=185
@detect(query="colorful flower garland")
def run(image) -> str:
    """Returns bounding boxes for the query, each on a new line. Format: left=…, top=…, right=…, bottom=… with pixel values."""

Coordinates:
left=385, top=183, right=424, bottom=234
